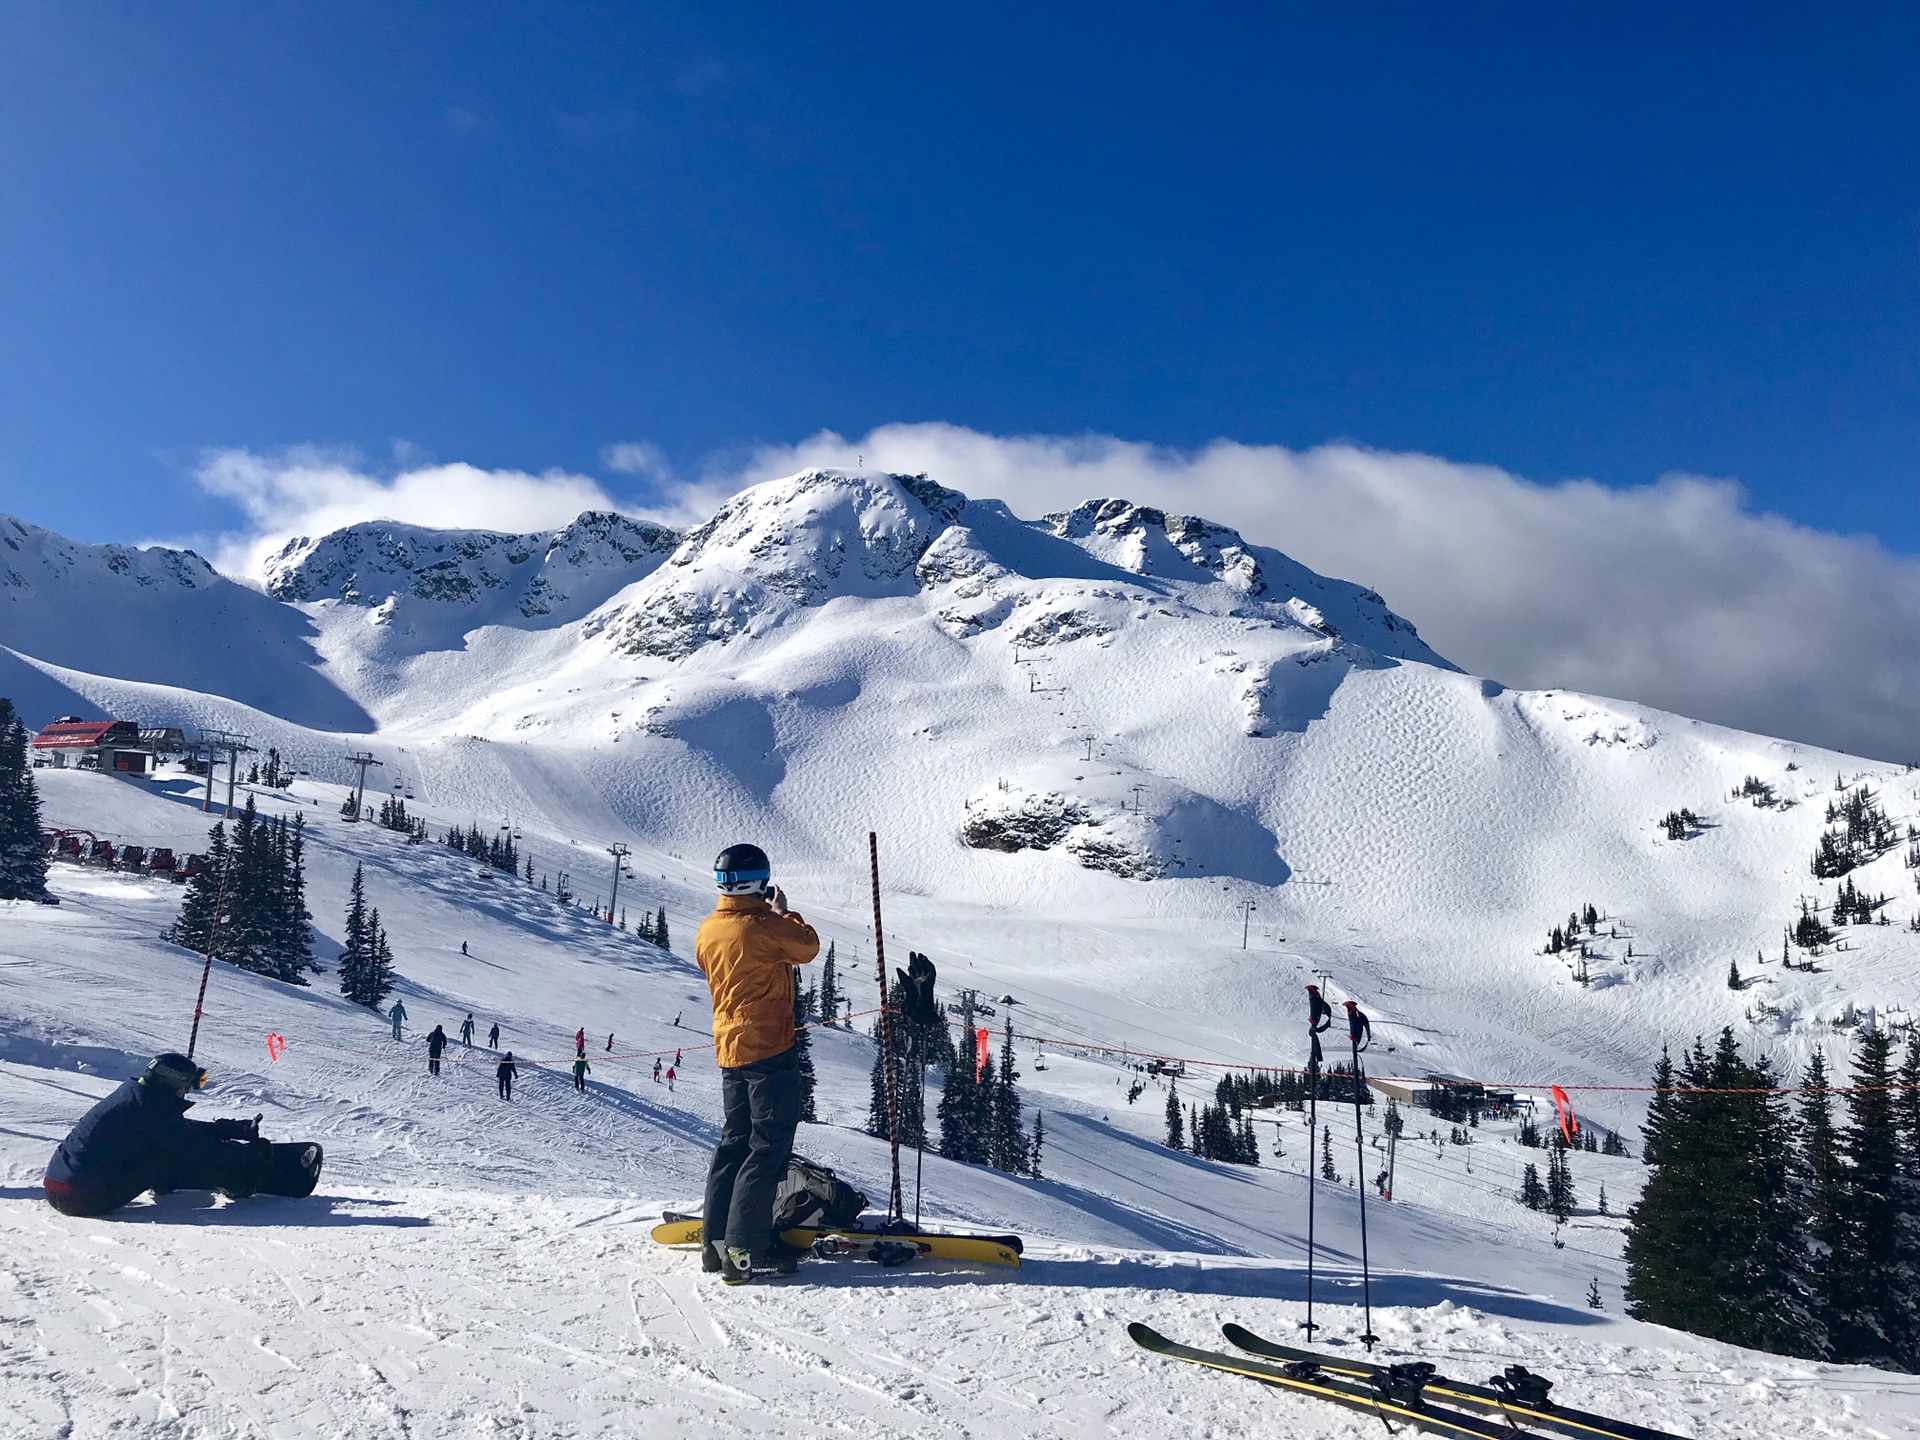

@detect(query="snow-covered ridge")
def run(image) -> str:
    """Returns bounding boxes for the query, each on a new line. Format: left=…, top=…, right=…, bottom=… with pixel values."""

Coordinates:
left=262, top=510, right=678, bottom=625
left=595, top=469, right=1447, bottom=666
left=0, top=514, right=372, bottom=732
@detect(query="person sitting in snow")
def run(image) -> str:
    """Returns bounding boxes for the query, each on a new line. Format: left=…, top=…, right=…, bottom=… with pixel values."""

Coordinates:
left=42, top=1053, right=304, bottom=1217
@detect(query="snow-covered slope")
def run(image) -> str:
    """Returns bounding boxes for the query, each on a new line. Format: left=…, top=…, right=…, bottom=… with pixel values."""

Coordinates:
left=0, top=515, right=370, bottom=731
left=5, top=469, right=1919, bottom=1432
left=2, top=768, right=1906, bottom=1437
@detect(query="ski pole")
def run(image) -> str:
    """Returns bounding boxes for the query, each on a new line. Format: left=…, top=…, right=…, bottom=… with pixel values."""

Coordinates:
left=868, top=832, right=905, bottom=1224
left=1302, top=985, right=1333, bottom=1337
left=1342, top=999, right=1378, bottom=1351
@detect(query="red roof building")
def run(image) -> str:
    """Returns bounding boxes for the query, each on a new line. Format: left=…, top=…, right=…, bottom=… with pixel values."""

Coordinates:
left=31, top=717, right=148, bottom=773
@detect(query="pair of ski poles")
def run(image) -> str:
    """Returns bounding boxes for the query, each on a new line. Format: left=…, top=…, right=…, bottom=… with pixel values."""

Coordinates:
left=1302, top=985, right=1377, bottom=1351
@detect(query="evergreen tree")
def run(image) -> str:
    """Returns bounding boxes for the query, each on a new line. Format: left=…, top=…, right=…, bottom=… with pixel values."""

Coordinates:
left=338, top=864, right=372, bottom=1005
left=1587, top=1276, right=1603, bottom=1310
left=1624, top=1029, right=1822, bottom=1356
left=1520, top=1163, right=1546, bottom=1210
left=0, top=699, right=50, bottom=901
left=1030, top=1111, right=1045, bottom=1178
left=988, top=1019, right=1028, bottom=1173
left=792, top=974, right=818, bottom=1123
left=169, top=822, right=230, bottom=957
left=365, top=912, right=396, bottom=1009
left=1547, top=1141, right=1577, bottom=1221
left=1728, top=957, right=1743, bottom=990
left=1829, top=1028, right=1920, bottom=1367
left=1321, top=1124, right=1337, bottom=1181
left=654, top=906, right=668, bottom=950
left=1799, top=1051, right=1844, bottom=1337
left=818, top=941, right=840, bottom=1026
left=1164, top=1079, right=1184, bottom=1150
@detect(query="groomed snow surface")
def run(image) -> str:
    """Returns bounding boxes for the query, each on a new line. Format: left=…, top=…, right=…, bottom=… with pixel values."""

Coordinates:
left=2, top=770, right=1915, bottom=1438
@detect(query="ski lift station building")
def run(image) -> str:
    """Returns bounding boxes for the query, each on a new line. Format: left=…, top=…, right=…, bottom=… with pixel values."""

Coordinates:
left=30, top=717, right=150, bottom=774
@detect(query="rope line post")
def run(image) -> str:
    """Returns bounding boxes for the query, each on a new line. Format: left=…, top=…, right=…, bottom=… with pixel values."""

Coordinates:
left=868, top=831, right=905, bottom=1224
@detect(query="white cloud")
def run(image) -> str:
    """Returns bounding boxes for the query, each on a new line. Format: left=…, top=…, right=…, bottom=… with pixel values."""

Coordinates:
left=197, top=447, right=624, bottom=578
left=193, top=427, right=1920, bottom=762
left=711, top=424, right=1920, bottom=762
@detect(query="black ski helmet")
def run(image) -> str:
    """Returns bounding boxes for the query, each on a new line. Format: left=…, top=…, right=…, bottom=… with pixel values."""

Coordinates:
left=143, top=1052, right=207, bottom=1098
left=714, top=842, right=771, bottom=895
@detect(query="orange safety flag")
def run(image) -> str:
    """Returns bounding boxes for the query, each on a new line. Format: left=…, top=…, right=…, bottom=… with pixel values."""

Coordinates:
left=975, top=1027, right=991, bottom=1078
left=265, top=1033, right=286, bottom=1062
left=1550, top=1085, right=1578, bottom=1143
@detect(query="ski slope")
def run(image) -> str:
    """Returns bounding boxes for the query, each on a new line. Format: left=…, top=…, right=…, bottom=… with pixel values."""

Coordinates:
left=3, top=468, right=1919, bottom=1434
left=3, top=769, right=1913, bottom=1437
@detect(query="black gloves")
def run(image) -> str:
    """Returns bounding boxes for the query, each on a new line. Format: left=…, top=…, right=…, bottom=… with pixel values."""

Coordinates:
left=898, top=951, right=939, bottom=1027
left=212, top=1115, right=262, bottom=1141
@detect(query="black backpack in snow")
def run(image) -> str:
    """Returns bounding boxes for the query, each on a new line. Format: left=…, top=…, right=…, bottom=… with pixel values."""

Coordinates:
left=772, top=1156, right=868, bottom=1230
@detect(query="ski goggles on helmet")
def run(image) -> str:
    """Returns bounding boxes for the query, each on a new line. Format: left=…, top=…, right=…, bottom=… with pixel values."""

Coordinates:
left=715, top=866, right=771, bottom=894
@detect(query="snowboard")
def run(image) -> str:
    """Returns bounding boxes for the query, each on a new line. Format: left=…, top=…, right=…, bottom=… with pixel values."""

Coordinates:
left=248, top=1141, right=324, bottom=1199
left=651, top=1213, right=1022, bottom=1268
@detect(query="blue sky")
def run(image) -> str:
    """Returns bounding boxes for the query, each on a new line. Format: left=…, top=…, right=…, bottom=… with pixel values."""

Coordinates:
left=0, top=2, right=1914, bottom=550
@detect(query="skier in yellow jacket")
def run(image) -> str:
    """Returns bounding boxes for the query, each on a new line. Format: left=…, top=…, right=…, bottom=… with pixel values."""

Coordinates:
left=696, top=842, right=819, bottom=1283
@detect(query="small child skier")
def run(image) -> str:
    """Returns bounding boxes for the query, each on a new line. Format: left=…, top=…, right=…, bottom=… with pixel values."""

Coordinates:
left=572, top=1056, right=591, bottom=1093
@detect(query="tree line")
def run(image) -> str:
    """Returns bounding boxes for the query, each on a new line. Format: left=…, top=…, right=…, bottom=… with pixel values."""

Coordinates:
left=1624, top=1025, right=1920, bottom=1369
left=167, top=797, right=315, bottom=984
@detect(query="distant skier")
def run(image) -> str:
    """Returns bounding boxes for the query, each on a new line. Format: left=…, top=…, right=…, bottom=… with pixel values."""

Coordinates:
left=672, top=1012, right=681, bottom=1028
left=41, top=1053, right=318, bottom=1216
left=572, top=1056, right=591, bottom=1092
left=389, top=999, right=407, bottom=1041
left=697, top=842, right=818, bottom=1284
left=606, top=1032, right=614, bottom=1052
left=497, top=1053, right=517, bottom=1101
left=488, top=1022, right=500, bottom=1049
left=427, top=1025, right=447, bottom=1076
left=461, top=941, right=468, bottom=956
left=575, top=1027, right=585, bottom=1057
left=652, top=1058, right=663, bottom=1083
left=665, top=1065, right=676, bottom=1092
left=460, top=1013, right=475, bottom=1047
left=674, top=1049, right=682, bottom=1067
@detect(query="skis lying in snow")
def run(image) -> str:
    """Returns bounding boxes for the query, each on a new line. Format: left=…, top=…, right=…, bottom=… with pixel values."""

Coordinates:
left=651, top=1212, right=1023, bottom=1269
left=1221, top=1324, right=1692, bottom=1440
left=1128, top=1323, right=1519, bottom=1438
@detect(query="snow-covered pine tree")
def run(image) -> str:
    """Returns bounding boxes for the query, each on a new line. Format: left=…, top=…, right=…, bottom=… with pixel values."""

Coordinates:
left=0, top=699, right=49, bottom=902
left=1320, top=1123, right=1337, bottom=1181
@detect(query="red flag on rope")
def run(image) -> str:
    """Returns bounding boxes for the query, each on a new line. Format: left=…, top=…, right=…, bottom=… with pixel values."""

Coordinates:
left=265, top=1033, right=286, bottom=1062
left=1550, top=1085, right=1578, bottom=1143
left=975, top=1027, right=991, bottom=1079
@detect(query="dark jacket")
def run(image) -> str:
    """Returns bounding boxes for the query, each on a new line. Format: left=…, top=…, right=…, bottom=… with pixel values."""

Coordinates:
left=496, top=1059, right=518, bottom=1082
left=44, top=1077, right=250, bottom=1211
left=427, top=1028, right=447, bottom=1058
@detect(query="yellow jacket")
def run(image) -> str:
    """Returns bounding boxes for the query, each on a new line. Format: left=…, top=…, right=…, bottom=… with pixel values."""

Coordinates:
left=695, top=894, right=820, bottom=1068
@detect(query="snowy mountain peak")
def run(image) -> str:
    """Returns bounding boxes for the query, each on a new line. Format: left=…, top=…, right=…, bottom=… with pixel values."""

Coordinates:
left=261, top=511, right=678, bottom=625
left=0, top=514, right=218, bottom=596
left=606, top=469, right=969, bottom=658
left=598, top=468, right=1445, bottom=668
